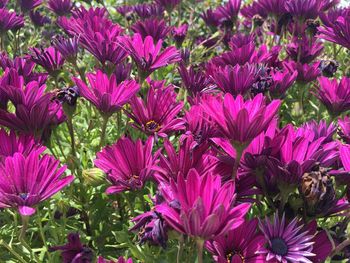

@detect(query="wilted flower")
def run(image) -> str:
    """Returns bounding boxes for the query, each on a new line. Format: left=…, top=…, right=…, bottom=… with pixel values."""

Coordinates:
left=314, top=76, right=350, bottom=117
left=206, top=219, right=265, bottom=263
left=319, top=60, right=339, bottom=78
left=48, top=0, right=74, bottom=16
left=0, top=150, right=73, bottom=216
left=131, top=18, right=171, bottom=42
left=126, top=85, right=185, bottom=137
left=54, top=86, right=80, bottom=107
left=95, top=137, right=157, bottom=194
left=0, top=8, right=24, bottom=34
left=118, top=33, right=180, bottom=80
left=73, top=70, right=139, bottom=117
left=172, top=24, right=188, bottom=46
left=259, top=213, right=315, bottom=263
left=156, top=169, right=250, bottom=240
left=49, top=233, right=93, bottom=263
left=28, top=46, right=65, bottom=76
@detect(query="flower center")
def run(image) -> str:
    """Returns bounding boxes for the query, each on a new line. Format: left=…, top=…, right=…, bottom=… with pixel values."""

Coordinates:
left=146, top=120, right=160, bottom=132
left=226, top=251, right=245, bottom=263
left=19, top=193, right=28, bottom=200
left=271, top=238, right=288, bottom=256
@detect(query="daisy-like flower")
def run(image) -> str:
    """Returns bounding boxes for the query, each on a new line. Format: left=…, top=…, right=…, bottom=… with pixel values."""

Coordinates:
left=95, top=137, right=157, bottom=194
left=318, top=15, right=350, bottom=50
left=118, top=33, right=181, bottom=81
left=338, top=116, right=350, bottom=144
left=18, top=0, right=42, bottom=13
left=172, top=24, right=188, bottom=47
left=259, top=213, right=315, bottom=263
left=125, top=85, right=185, bottom=137
left=131, top=18, right=171, bottom=42
left=28, top=46, right=65, bottom=76
left=0, top=8, right=24, bottom=34
left=47, top=0, right=74, bottom=16
left=0, top=150, right=74, bottom=216
left=73, top=70, right=140, bottom=117
left=52, top=35, right=79, bottom=63
left=154, top=0, right=180, bottom=12
left=285, top=0, right=322, bottom=20
left=133, top=3, right=164, bottom=19
left=29, top=10, right=50, bottom=27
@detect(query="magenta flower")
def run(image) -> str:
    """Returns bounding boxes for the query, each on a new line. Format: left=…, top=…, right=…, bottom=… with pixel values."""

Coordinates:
left=201, top=9, right=220, bottom=29
left=0, top=8, right=24, bottom=34
left=315, top=76, right=350, bottom=117
left=0, top=129, right=44, bottom=162
left=18, top=0, right=42, bottom=12
left=131, top=18, right=171, bottom=42
left=49, top=233, right=93, bottom=263
left=28, top=46, right=65, bottom=76
left=48, top=0, right=74, bottom=16
left=116, top=5, right=133, bottom=17
left=0, top=150, right=73, bottom=216
left=206, top=219, right=265, bottom=263
left=0, top=0, right=7, bottom=8
left=154, top=0, right=180, bottom=11
left=52, top=35, right=79, bottom=63
left=156, top=169, right=250, bottom=240
left=285, top=0, right=322, bottom=19
left=126, top=85, right=185, bottom=137
left=318, top=15, right=350, bottom=50
left=338, top=116, right=350, bottom=144
left=29, top=10, right=50, bottom=27
left=286, top=37, right=323, bottom=64
left=256, top=0, right=286, bottom=16
left=118, top=33, right=181, bottom=80
left=259, top=214, right=315, bottom=263
left=215, top=0, right=242, bottom=28
left=133, top=3, right=164, bottom=19
left=201, top=93, right=281, bottom=147
left=207, top=64, right=258, bottom=96
left=73, top=70, right=139, bottom=117
left=283, top=61, right=321, bottom=83
left=269, top=68, right=298, bottom=97
left=172, top=24, right=188, bottom=46
left=95, top=137, right=157, bottom=194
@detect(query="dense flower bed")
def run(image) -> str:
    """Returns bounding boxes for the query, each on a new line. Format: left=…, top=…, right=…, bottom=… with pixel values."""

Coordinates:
left=0, top=0, right=350, bottom=262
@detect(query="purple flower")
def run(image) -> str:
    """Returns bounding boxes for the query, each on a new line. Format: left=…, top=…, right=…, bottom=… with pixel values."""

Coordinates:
left=156, top=169, right=250, bottom=240
left=286, top=36, right=323, bottom=64
left=201, top=9, right=220, bottom=29
left=49, top=233, right=93, bottom=263
left=116, top=5, right=134, bottom=17
left=0, top=150, right=73, bottom=216
left=206, top=219, right=265, bottom=263
left=29, top=10, right=51, bottom=27
left=178, top=63, right=213, bottom=98
left=114, top=63, right=132, bottom=85
left=154, top=0, right=180, bottom=12
left=95, top=137, right=157, bottom=194
left=19, top=0, right=42, bottom=12
left=283, top=61, right=321, bottom=83
left=172, top=24, right=188, bottom=46
left=207, top=64, right=258, bottom=96
left=338, top=116, right=350, bottom=144
left=299, top=120, right=336, bottom=143
left=28, top=46, right=65, bottom=76
left=314, top=76, right=350, bottom=117
left=256, top=0, right=286, bottom=16
left=0, top=0, right=7, bottom=8
left=73, top=70, right=139, bottom=117
left=259, top=213, right=315, bottom=263
left=118, top=33, right=181, bottom=80
left=285, top=0, right=322, bottom=20
left=0, top=8, right=24, bottom=34
left=131, top=18, right=171, bottom=42
left=48, top=0, right=74, bottom=16
left=318, top=15, right=350, bottom=50
left=133, top=3, right=164, bottom=19
left=269, top=68, right=298, bottom=97
left=201, top=93, right=281, bottom=147
left=215, top=0, right=242, bottom=28
left=125, top=85, right=185, bottom=137
left=52, top=35, right=79, bottom=63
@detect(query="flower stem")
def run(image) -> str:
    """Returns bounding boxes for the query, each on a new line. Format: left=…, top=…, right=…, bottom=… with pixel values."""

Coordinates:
left=196, top=239, right=204, bottom=263
left=232, top=144, right=244, bottom=180
left=177, top=235, right=184, bottom=263
left=99, top=114, right=110, bottom=148
left=0, top=240, right=27, bottom=263
left=67, top=117, right=76, bottom=158
left=36, top=212, right=52, bottom=262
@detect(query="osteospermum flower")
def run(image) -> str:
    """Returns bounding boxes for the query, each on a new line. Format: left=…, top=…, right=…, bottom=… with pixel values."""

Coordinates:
left=18, top=0, right=42, bottom=13
left=28, top=46, right=65, bottom=76
left=259, top=214, right=315, bottom=263
left=73, top=70, right=140, bottom=117
left=133, top=3, right=164, bottom=19
left=52, top=35, right=79, bottom=63
left=118, top=33, right=181, bottom=80
left=318, top=15, right=350, bottom=50
left=206, top=219, right=265, bottom=263
left=201, top=93, right=281, bottom=147
left=29, top=10, right=50, bottom=27
left=0, top=150, right=74, bottom=216
left=156, top=169, right=250, bottom=240
left=0, top=8, right=24, bottom=34
left=131, top=18, right=171, bottom=42
left=49, top=233, right=93, bottom=263
left=172, top=24, right=188, bottom=47
left=285, top=0, right=322, bottom=20
left=338, top=116, right=350, bottom=144
left=95, top=137, right=157, bottom=194
left=314, top=76, right=350, bottom=117
left=48, top=0, right=74, bottom=16
left=155, top=0, right=180, bottom=12
left=126, top=85, right=185, bottom=137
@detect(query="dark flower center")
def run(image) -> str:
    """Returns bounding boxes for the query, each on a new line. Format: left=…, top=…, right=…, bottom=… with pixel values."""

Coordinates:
left=271, top=238, right=288, bottom=256
left=146, top=120, right=161, bottom=132
left=19, top=193, right=28, bottom=200
left=226, top=251, right=245, bottom=263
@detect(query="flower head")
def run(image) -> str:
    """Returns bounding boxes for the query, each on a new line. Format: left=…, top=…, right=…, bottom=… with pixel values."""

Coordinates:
left=172, top=24, right=188, bottom=46
left=19, top=0, right=42, bottom=13
left=318, top=15, right=350, bottom=50
left=156, top=169, right=250, bottom=240
left=126, top=85, right=184, bottom=137
left=52, top=35, right=79, bottom=63
left=154, top=0, right=180, bottom=12
left=285, top=0, right=322, bottom=20
left=29, top=10, right=51, bottom=27
left=48, top=0, right=74, bottom=16
left=0, top=150, right=73, bottom=216
left=259, top=213, right=315, bottom=263
left=131, top=18, right=171, bottom=42
left=133, top=3, right=164, bottom=19
left=0, top=8, right=24, bottom=34
left=73, top=70, right=139, bottom=116
left=118, top=33, right=180, bottom=79
left=28, top=46, right=65, bottom=76
left=95, top=137, right=157, bottom=194
left=286, top=37, right=323, bottom=64
left=49, top=233, right=93, bottom=263
left=314, top=76, right=350, bottom=117
left=338, top=116, right=350, bottom=144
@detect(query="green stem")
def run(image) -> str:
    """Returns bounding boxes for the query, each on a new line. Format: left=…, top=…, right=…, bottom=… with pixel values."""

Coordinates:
left=232, top=144, right=244, bottom=180
left=196, top=239, right=204, bottom=263
left=36, top=212, right=52, bottom=262
left=99, top=114, right=110, bottom=148
left=67, top=117, right=76, bottom=157
left=177, top=235, right=184, bottom=263
left=0, top=240, right=27, bottom=263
